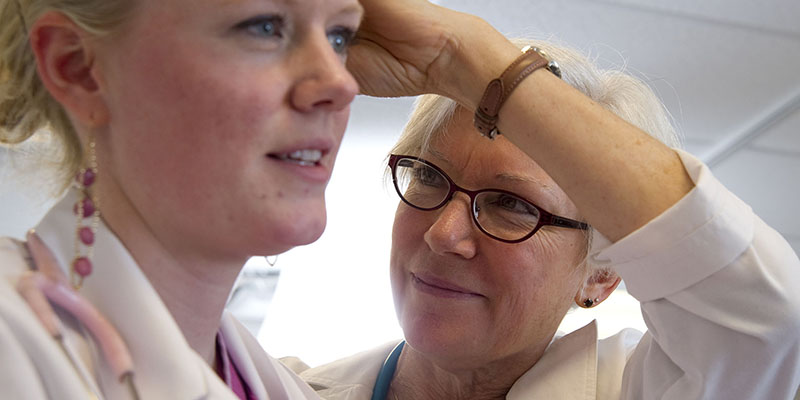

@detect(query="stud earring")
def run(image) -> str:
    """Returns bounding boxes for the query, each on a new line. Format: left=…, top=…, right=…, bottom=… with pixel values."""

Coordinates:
left=582, top=298, right=600, bottom=308
left=71, top=137, right=100, bottom=289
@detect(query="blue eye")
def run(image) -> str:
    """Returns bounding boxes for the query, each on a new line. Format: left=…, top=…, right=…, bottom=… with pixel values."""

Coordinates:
left=236, top=15, right=284, bottom=38
left=327, top=27, right=355, bottom=54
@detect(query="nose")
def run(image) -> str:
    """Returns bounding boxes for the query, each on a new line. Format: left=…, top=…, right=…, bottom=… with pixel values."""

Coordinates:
left=423, top=193, right=478, bottom=259
left=289, top=33, right=359, bottom=113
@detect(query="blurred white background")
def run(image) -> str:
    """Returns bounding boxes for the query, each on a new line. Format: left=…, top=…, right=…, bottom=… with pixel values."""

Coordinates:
left=2, top=0, right=798, bottom=368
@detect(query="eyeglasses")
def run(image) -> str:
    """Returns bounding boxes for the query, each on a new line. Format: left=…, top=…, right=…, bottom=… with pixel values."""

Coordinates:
left=388, top=154, right=589, bottom=243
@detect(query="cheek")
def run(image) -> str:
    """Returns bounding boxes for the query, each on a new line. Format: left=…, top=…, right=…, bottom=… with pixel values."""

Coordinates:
left=389, top=257, right=407, bottom=323
left=491, top=235, right=586, bottom=325
left=390, top=205, right=428, bottom=252
left=389, top=206, right=426, bottom=315
left=110, top=31, right=284, bottom=144
left=140, top=68, right=277, bottom=140
left=107, top=45, right=287, bottom=190
left=390, top=207, right=413, bottom=280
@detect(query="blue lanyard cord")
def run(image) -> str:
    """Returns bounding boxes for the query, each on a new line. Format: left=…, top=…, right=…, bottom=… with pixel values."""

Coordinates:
left=370, top=340, right=405, bottom=400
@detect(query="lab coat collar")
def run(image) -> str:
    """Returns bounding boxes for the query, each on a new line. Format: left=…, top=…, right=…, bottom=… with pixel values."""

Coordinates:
left=507, top=320, right=598, bottom=399
left=301, top=321, right=600, bottom=400
left=222, top=312, right=327, bottom=400
left=220, top=312, right=270, bottom=400
left=35, top=189, right=236, bottom=400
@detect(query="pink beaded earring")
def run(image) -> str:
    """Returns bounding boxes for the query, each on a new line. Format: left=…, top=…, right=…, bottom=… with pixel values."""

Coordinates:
left=71, top=137, right=100, bottom=289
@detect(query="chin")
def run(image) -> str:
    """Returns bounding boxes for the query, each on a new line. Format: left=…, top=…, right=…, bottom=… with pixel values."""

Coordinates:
left=405, top=329, right=485, bottom=369
left=249, top=224, right=325, bottom=257
left=271, top=210, right=327, bottom=247
left=402, top=314, right=476, bottom=360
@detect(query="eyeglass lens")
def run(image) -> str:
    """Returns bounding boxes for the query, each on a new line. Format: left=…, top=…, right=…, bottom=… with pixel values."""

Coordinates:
left=393, top=158, right=542, bottom=241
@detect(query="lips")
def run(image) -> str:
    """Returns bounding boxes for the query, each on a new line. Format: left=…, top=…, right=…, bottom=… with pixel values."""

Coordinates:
left=265, top=138, right=337, bottom=183
left=411, top=272, right=483, bottom=298
left=269, top=149, right=323, bottom=166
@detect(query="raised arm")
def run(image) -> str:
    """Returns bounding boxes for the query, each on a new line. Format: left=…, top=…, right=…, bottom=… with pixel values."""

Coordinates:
left=350, top=3, right=800, bottom=398
left=348, top=0, right=693, bottom=242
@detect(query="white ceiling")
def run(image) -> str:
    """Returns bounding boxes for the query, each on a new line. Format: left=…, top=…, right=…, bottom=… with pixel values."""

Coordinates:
left=349, top=0, right=800, bottom=253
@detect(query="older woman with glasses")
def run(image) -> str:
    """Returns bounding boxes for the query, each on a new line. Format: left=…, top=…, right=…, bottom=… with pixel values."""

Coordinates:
left=388, top=154, right=590, bottom=243
left=294, top=1, right=800, bottom=399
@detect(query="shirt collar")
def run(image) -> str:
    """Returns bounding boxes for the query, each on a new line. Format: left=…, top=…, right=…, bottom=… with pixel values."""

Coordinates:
left=507, top=320, right=598, bottom=400
left=35, top=189, right=229, bottom=399
left=301, top=321, right=600, bottom=400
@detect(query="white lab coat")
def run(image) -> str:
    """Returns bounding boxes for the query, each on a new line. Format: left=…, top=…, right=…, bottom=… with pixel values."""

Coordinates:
left=297, top=150, right=800, bottom=400
left=0, top=190, right=321, bottom=400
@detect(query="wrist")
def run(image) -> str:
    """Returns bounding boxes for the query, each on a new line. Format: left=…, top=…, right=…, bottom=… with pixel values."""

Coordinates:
left=434, top=15, right=521, bottom=110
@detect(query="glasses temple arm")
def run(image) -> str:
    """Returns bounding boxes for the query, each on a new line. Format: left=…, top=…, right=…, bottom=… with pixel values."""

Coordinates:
left=549, top=215, right=590, bottom=230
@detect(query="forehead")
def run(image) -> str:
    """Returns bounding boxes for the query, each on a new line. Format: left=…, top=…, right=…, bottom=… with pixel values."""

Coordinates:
left=192, top=0, right=362, bottom=12
left=426, top=110, right=554, bottom=190
left=217, top=0, right=294, bottom=4
left=135, top=0, right=363, bottom=19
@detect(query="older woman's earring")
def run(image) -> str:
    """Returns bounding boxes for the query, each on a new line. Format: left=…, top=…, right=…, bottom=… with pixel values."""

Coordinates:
left=71, top=137, right=100, bottom=289
left=583, top=298, right=599, bottom=308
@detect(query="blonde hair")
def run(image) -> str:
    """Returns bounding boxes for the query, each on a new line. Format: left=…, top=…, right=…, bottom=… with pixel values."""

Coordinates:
left=389, top=38, right=682, bottom=272
left=0, top=0, right=132, bottom=191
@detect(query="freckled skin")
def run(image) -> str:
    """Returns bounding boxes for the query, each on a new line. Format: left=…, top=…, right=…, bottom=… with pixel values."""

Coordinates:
left=391, top=110, right=588, bottom=371
left=89, top=0, right=360, bottom=259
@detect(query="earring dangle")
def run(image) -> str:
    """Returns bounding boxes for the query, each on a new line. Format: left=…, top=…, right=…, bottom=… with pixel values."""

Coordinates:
left=71, top=137, right=100, bottom=290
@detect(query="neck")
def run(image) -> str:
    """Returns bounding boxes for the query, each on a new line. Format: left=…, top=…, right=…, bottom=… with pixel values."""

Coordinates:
left=136, top=245, right=243, bottom=364
left=95, top=187, right=246, bottom=366
left=389, top=344, right=544, bottom=400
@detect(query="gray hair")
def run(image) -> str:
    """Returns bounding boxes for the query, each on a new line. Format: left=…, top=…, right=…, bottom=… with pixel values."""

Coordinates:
left=389, top=38, right=681, bottom=272
left=0, top=0, right=133, bottom=191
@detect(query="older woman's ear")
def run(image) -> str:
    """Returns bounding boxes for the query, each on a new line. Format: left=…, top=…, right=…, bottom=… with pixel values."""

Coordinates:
left=574, top=268, right=621, bottom=308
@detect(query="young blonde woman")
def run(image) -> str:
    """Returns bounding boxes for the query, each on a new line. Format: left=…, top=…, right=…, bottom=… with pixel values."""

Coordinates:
left=1, top=0, right=363, bottom=398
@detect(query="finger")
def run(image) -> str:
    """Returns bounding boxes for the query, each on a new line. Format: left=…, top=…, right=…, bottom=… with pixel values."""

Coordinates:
left=26, top=230, right=69, bottom=284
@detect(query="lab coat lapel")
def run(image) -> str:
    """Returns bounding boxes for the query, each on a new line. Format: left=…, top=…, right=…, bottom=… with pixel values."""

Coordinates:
left=507, top=321, right=599, bottom=400
left=221, top=312, right=325, bottom=400
left=219, top=313, right=270, bottom=400
left=0, top=238, right=90, bottom=399
left=36, top=190, right=234, bottom=400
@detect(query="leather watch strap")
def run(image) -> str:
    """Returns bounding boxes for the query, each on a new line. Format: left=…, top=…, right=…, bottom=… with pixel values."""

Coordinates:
left=474, top=47, right=550, bottom=139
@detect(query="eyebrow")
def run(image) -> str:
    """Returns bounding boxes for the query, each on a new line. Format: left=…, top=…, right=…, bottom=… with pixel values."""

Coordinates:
left=427, top=149, right=452, bottom=166
left=218, top=0, right=364, bottom=17
left=494, top=173, right=556, bottom=196
left=426, top=149, right=556, bottom=196
left=339, top=2, right=365, bottom=18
